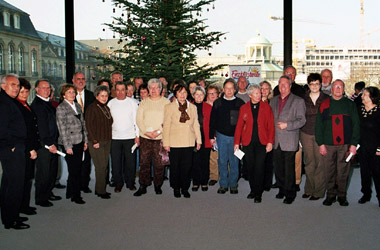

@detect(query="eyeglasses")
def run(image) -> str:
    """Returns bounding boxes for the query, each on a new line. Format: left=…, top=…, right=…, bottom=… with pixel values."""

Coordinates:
left=207, top=92, right=217, bottom=95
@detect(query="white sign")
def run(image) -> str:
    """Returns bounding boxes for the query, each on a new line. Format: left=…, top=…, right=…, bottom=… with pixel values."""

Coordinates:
left=229, top=65, right=262, bottom=85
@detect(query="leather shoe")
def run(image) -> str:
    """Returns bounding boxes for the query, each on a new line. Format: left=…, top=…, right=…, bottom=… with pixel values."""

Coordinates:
left=4, top=221, right=30, bottom=230
left=254, top=196, right=262, bottom=203
left=49, top=194, right=62, bottom=201
left=95, top=192, right=111, bottom=199
left=230, top=187, right=238, bottom=194
left=114, top=187, right=122, bottom=193
left=201, top=186, right=208, bottom=192
left=247, top=192, right=255, bottom=199
left=275, top=192, right=285, bottom=199
left=127, top=185, right=137, bottom=191
left=191, top=185, right=199, bottom=192
left=36, top=201, right=53, bottom=207
left=174, top=189, right=181, bottom=198
left=295, top=184, right=300, bottom=192
left=54, top=183, right=66, bottom=189
left=358, top=196, right=371, bottom=204
left=182, top=190, right=191, bottom=198
left=302, top=193, right=311, bottom=199
left=208, top=180, right=217, bottom=186
left=134, top=186, right=147, bottom=197
left=309, top=196, right=320, bottom=201
left=71, top=197, right=86, bottom=204
left=17, top=216, right=29, bottom=222
left=323, top=197, right=336, bottom=206
left=154, top=185, right=162, bottom=195
left=217, top=187, right=228, bottom=194
left=271, top=182, right=279, bottom=188
left=20, top=207, right=37, bottom=215
left=337, top=197, right=349, bottom=206
left=283, top=197, right=294, bottom=204
left=81, top=187, right=92, bottom=193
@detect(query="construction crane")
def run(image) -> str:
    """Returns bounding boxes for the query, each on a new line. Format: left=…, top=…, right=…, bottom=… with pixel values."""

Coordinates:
left=269, top=16, right=332, bottom=25
left=360, top=0, right=364, bottom=47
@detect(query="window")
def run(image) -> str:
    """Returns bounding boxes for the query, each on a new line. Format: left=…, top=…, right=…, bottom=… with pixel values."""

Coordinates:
left=31, top=49, right=37, bottom=74
left=9, top=45, right=15, bottom=72
left=53, top=62, right=57, bottom=76
left=14, top=14, right=20, bottom=29
left=0, top=45, right=3, bottom=72
left=3, top=11, right=10, bottom=27
left=18, top=47, right=24, bottom=73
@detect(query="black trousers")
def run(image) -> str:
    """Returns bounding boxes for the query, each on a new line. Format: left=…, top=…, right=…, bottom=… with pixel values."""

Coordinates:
left=0, top=144, right=25, bottom=226
left=263, top=150, right=274, bottom=190
left=20, top=155, right=35, bottom=210
left=192, top=146, right=211, bottom=186
left=169, top=147, right=193, bottom=191
left=35, top=146, right=58, bottom=203
left=273, top=146, right=296, bottom=199
left=65, top=143, right=84, bottom=199
left=111, top=139, right=136, bottom=188
left=243, top=143, right=266, bottom=196
left=81, top=149, right=92, bottom=190
left=359, top=148, right=380, bottom=200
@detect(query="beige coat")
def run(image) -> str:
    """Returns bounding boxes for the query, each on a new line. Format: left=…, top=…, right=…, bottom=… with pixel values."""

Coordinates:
left=163, top=101, right=202, bottom=148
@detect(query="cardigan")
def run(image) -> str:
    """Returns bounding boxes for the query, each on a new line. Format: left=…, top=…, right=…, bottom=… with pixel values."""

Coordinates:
left=234, top=100, right=275, bottom=147
left=85, top=100, right=113, bottom=144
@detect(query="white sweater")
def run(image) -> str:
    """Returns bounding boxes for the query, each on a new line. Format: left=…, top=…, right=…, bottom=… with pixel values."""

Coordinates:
left=107, top=97, right=139, bottom=140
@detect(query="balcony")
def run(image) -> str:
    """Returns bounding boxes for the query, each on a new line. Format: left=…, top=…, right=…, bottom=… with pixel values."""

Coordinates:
left=19, top=70, right=26, bottom=76
left=32, top=71, right=39, bottom=77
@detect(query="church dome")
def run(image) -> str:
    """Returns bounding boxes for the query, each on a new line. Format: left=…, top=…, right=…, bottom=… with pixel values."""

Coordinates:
left=246, top=33, right=272, bottom=46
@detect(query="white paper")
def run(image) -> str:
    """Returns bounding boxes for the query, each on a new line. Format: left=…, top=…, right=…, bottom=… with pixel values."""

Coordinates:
left=234, top=149, right=245, bottom=160
left=346, top=144, right=360, bottom=162
left=44, top=145, right=66, bottom=157
left=131, top=143, right=138, bottom=153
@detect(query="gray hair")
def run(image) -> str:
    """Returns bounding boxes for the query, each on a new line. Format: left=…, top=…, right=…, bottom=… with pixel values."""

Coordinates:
left=147, top=78, right=162, bottom=90
left=321, top=68, right=332, bottom=76
left=192, top=86, right=206, bottom=96
left=332, top=79, right=345, bottom=88
left=94, top=85, right=110, bottom=97
left=247, top=84, right=261, bottom=96
left=278, top=75, right=292, bottom=86
left=1, top=73, right=19, bottom=85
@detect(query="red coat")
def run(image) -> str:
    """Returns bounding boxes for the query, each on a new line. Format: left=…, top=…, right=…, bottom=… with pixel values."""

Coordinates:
left=234, top=101, right=275, bottom=146
left=201, top=102, right=212, bottom=148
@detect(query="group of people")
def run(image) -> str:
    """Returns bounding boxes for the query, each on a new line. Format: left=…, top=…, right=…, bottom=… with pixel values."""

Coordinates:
left=1, top=65, right=379, bottom=230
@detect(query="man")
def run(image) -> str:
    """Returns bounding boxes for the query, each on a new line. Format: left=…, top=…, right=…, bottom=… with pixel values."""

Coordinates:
left=110, top=71, right=123, bottom=98
left=206, top=85, right=220, bottom=186
left=72, top=72, right=95, bottom=193
left=270, top=75, right=306, bottom=204
left=321, top=69, right=333, bottom=95
left=209, top=78, right=244, bottom=194
left=315, top=79, right=360, bottom=206
left=126, top=82, right=139, bottom=104
left=235, top=76, right=250, bottom=103
left=133, top=77, right=144, bottom=101
left=108, top=82, right=139, bottom=192
left=31, top=79, right=60, bottom=207
left=273, top=65, right=305, bottom=191
left=0, top=74, right=29, bottom=229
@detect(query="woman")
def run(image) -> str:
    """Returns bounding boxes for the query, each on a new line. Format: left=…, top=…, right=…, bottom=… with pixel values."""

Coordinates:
left=234, top=84, right=274, bottom=203
left=134, top=78, right=170, bottom=196
left=56, top=84, right=88, bottom=204
left=85, top=85, right=113, bottom=199
left=358, top=86, right=380, bottom=207
left=187, top=80, right=198, bottom=103
left=163, top=83, right=202, bottom=198
left=300, top=73, right=328, bottom=200
left=191, top=86, right=212, bottom=192
left=260, top=80, right=272, bottom=103
left=14, top=78, right=40, bottom=215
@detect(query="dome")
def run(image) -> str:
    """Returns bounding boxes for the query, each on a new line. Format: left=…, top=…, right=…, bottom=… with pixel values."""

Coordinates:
left=246, top=33, right=272, bottom=46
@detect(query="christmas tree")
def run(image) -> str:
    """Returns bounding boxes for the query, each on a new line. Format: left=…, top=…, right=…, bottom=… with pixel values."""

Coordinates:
left=99, top=0, right=225, bottom=83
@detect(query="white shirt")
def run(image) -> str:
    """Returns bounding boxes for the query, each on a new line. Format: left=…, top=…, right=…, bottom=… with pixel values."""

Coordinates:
left=36, top=95, right=50, bottom=102
left=64, top=99, right=78, bottom=114
left=108, top=97, right=139, bottom=140
left=76, top=90, right=85, bottom=105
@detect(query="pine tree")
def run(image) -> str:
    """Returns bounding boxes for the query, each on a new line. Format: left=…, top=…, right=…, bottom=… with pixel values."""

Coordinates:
left=99, top=0, right=225, bottom=83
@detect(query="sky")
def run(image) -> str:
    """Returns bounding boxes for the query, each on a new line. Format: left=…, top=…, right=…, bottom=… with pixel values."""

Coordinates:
left=7, top=0, right=380, bottom=57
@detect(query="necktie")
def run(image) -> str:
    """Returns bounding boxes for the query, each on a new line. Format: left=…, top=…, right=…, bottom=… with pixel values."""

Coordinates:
left=78, top=93, right=84, bottom=113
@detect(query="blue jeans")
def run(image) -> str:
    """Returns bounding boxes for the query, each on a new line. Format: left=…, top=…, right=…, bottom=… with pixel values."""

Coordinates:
left=216, top=132, right=239, bottom=188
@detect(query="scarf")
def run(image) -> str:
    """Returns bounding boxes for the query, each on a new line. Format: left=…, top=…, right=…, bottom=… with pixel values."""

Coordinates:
left=178, top=101, right=190, bottom=123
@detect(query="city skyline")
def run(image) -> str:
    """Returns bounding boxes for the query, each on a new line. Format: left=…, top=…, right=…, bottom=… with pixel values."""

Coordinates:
left=6, top=0, right=380, bottom=57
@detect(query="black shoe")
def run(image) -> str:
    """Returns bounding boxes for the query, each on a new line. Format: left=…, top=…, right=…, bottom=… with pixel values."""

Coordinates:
left=36, top=201, right=53, bottom=207
left=276, top=192, right=285, bottom=199
left=283, top=197, right=294, bottom=204
left=230, top=187, right=238, bottom=194
left=302, top=193, right=311, bottom=199
left=174, top=189, right=181, bottom=198
left=191, top=185, right=199, bottom=192
left=134, top=186, right=147, bottom=197
left=208, top=180, right=217, bottom=186
left=71, top=197, right=86, bottom=204
left=337, top=197, right=349, bottom=206
left=182, top=190, right=191, bottom=198
left=271, top=182, right=279, bottom=188
left=66, top=193, right=72, bottom=199
left=309, top=196, right=320, bottom=201
left=201, top=186, right=208, bottom=192
left=154, top=185, right=162, bottom=195
left=95, top=192, right=111, bottom=199
left=217, top=187, right=228, bottom=194
left=109, top=181, right=116, bottom=187
left=54, top=183, right=66, bottom=189
left=247, top=192, right=255, bottom=199
left=323, top=197, right=336, bottom=206
left=81, top=187, right=92, bottom=193
left=127, top=185, right=137, bottom=191
left=17, top=216, right=29, bottom=222
left=295, top=184, right=300, bottom=192
left=254, top=196, right=262, bottom=203
left=164, top=176, right=169, bottom=181
left=4, top=221, right=30, bottom=230
left=20, top=207, right=37, bottom=215
left=358, top=195, right=371, bottom=204
left=264, top=187, right=271, bottom=192
left=49, top=194, right=62, bottom=201
left=114, top=187, right=122, bottom=193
